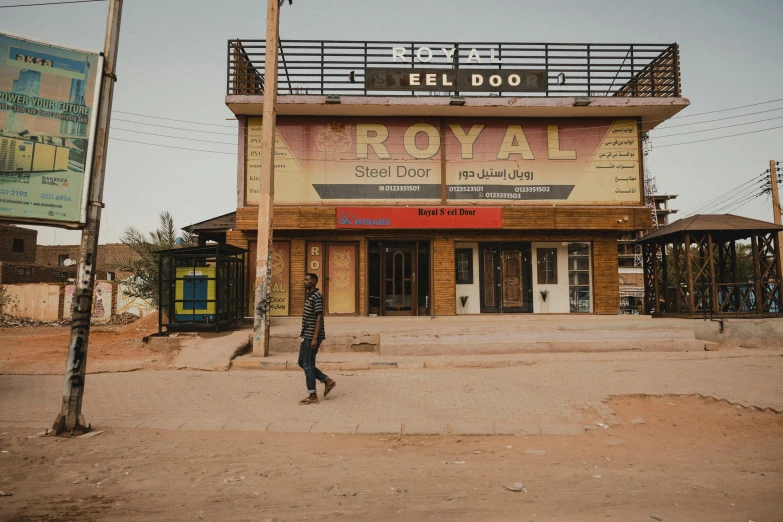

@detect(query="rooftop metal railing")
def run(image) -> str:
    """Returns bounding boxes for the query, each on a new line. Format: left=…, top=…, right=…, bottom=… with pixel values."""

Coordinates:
left=227, top=40, right=681, bottom=98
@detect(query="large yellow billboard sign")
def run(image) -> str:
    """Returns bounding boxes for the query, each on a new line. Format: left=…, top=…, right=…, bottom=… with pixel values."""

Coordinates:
left=246, top=116, right=640, bottom=205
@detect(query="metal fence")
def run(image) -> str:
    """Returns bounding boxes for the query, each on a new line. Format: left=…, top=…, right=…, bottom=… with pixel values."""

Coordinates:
left=228, top=40, right=680, bottom=98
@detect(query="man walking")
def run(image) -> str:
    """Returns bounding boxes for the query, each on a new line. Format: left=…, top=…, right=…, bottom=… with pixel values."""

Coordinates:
left=298, top=273, right=336, bottom=404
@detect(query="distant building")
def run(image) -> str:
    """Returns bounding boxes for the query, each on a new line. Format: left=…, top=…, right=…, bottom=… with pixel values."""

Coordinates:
left=37, top=243, right=137, bottom=280
left=617, top=194, right=678, bottom=313
left=0, top=224, right=127, bottom=284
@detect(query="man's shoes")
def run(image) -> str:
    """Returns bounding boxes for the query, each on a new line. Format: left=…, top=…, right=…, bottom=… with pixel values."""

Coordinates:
left=324, top=379, right=336, bottom=398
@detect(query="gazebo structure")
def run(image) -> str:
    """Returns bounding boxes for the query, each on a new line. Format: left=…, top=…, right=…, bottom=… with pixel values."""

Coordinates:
left=638, top=214, right=783, bottom=317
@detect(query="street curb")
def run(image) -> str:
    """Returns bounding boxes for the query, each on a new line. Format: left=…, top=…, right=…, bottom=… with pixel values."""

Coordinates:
left=231, top=359, right=535, bottom=371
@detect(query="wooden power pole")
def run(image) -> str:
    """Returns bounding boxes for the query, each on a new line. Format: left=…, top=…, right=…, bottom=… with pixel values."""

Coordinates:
left=52, top=0, right=123, bottom=436
left=252, top=0, right=280, bottom=356
left=770, top=159, right=783, bottom=277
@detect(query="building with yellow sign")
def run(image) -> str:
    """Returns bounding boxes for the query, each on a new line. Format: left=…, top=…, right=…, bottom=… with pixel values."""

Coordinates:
left=209, top=40, right=687, bottom=318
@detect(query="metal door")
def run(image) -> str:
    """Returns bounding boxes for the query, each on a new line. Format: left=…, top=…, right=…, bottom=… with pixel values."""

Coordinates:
left=382, top=244, right=417, bottom=315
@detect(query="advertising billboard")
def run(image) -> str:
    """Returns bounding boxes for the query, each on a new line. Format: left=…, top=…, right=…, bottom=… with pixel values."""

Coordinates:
left=0, top=32, right=102, bottom=228
left=246, top=116, right=641, bottom=206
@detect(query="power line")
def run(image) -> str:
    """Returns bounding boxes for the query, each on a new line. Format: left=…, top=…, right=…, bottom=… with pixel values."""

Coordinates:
left=0, top=0, right=105, bottom=8
left=709, top=182, right=766, bottom=214
left=655, top=125, right=783, bottom=149
left=107, top=101, right=783, bottom=139
left=716, top=190, right=764, bottom=215
left=112, top=127, right=237, bottom=145
left=699, top=178, right=766, bottom=215
left=111, top=137, right=237, bottom=155
left=107, top=120, right=783, bottom=158
left=112, top=110, right=236, bottom=128
left=111, top=118, right=237, bottom=136
left=655, top=107, right=783, bottom=130
left=654, top=115, right=783, bottom=139
left=668, top=97, right=783, bottom=119
left=680, top=172, right=767, bottom=217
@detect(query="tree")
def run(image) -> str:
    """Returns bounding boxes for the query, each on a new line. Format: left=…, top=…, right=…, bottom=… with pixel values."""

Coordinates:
left=112, top=211, right=193, bottom=309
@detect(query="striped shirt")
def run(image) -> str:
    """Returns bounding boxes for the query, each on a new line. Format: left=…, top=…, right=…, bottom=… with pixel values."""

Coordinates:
left=300, top=289, right=325, bottom=340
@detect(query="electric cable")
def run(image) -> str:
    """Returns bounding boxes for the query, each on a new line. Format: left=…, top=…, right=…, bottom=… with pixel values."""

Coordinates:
left=655, top=125, right=783, bottom=149
left=653, top=115, right=783, bottom=139
left=112, top=110, right=236, bottom=128
left=111, top=137, right=237, bottom=155
left=710, top=184, right=766, bottom=214
left=111, top=118, right=237, bottom=136
left=680, top=173, right=767, bottom=217
left=106, top=103, right=783, bottom=140
left=112, top=127, right=237, bottom=145
left=683, top=178, right=766, bottom=217
left=701, top=180, right=766, bottom=214
left=0, top=0, right=105, bottom=8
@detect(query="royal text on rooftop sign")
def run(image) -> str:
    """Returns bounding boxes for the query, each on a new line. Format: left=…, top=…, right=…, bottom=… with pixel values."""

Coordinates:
left=365, top=68, right=547, bottom=93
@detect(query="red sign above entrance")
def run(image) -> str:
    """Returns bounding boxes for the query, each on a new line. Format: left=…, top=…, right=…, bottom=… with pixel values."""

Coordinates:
left=336, top=207, right=502, bottom=229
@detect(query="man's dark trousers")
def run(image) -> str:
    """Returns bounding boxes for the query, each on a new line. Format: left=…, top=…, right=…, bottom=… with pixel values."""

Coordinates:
left=298, top=338, right=329, bottom=393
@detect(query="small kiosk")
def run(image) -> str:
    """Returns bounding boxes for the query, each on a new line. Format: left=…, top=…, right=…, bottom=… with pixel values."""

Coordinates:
left=157, top=244, right=246, bottom=333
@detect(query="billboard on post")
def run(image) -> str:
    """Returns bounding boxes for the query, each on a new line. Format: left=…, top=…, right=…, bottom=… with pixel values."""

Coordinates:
left=0, top=32, right=103, bottom=228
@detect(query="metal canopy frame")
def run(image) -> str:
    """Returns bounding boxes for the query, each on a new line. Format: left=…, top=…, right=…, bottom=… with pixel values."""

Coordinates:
left=156, top=244, right=246, bottom=333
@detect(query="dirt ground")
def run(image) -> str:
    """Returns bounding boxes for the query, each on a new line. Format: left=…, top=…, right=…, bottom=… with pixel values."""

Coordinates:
left=0, top=315, right=176, bottom=374
left=0, top=396, right=781, bottom=521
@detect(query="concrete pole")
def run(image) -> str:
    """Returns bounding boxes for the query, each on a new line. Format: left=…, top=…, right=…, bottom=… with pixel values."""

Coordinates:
left=53, top=0, right=123, bottom=436
left=770, top=160, right=783, bottom=278
left=252, top=0, right=280, bottom=356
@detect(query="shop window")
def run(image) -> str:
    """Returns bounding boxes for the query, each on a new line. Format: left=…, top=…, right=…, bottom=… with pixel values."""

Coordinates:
left=568, top=243, right=591, bottom=313
left=12, top=238, right=24, bottom=253
left=536, top=248, right=558, bottom=284
left=455, top=248, right=473, bottom=285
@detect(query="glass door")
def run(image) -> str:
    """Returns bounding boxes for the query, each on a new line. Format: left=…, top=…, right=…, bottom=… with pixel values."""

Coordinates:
left=382, top=244, right=417, bottom=315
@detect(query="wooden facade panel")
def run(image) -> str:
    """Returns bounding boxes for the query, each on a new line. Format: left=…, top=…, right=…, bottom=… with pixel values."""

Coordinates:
left=432, top=236, right=456, bottom=316
left=289, top=239, right=306, bottom=316
left=592, top=235, right=620, bottom=314
left=236, top=206, right=651, bottom=232
left=236, top=206, right=336, bottom=230
left=502, top=206, right=652, bottom=230
left=358, top=238, right=367, bottom=315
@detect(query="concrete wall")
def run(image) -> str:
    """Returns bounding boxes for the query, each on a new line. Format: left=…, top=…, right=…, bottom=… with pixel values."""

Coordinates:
left=0, top=225, right=37, bottom=264
left=531, top=242, right=571, bottom=313
left=2, top=281, right=142, bottom=322
left=2, top=283, right=62, bottom=321
left=116, top=284, right=156, bottom=318
left=64, top=281, right=115, bottom=323
left=454, top=242, right=480, bottom=314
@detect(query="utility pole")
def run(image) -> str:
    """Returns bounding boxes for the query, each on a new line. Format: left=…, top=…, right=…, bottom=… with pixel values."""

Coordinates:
left=770, top=159, right=782, bottom=277
left=252, top=0, right=281, bottom=356
left=52, top=0, right=123, bottom=436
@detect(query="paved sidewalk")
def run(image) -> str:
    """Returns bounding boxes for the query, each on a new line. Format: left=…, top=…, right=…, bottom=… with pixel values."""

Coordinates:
left=2, top=350, right=781, bottom=436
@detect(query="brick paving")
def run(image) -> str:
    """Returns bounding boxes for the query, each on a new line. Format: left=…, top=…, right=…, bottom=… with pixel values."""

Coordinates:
left=1, top=350, right=781, bottom=436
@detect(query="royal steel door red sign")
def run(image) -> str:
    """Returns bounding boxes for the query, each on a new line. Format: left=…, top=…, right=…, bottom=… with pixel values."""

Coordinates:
left=336, top=207, right=502, bottom=229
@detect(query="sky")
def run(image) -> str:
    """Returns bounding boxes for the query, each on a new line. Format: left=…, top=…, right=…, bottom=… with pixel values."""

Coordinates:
left=1, top=0, right=782, bottom=245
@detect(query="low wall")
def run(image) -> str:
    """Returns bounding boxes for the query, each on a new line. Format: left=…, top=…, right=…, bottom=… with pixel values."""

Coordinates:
left=1, top=281, right=156, bottom=323
left=2, top=283, right=62, bottom=322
